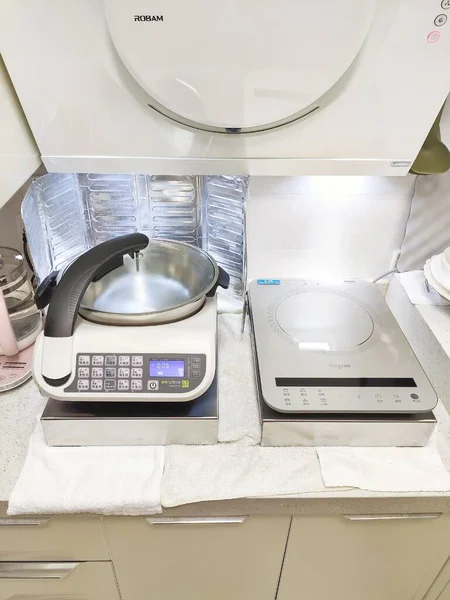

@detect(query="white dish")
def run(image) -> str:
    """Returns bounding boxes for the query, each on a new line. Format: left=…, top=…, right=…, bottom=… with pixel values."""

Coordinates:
left=424, top=260, right=450, bottom=301
left=430, top=253, right=450, bottom=291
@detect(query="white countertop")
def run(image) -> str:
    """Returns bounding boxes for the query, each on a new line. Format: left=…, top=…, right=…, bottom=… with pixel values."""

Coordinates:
left=0, top=380, right=45, bottom=500
left=3, top=380, right=450, bottom=509
left=2, top=276, right=450, bottom=512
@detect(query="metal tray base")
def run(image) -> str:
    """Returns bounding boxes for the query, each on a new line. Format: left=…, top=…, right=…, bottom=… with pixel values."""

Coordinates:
left=259, top=395, right=436, bottom=447
left=41, top=377, right=218, bottom=447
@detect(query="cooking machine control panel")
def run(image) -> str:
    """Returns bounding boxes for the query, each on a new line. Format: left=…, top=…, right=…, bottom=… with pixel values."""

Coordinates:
left=65, top=353, right=207, bottom=394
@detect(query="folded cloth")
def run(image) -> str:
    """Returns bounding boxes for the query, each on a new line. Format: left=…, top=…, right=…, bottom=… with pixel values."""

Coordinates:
left=399, top=270, right=450, bottom=305
left=162, top=314, right=331, bottom=506
left=217, top=294, right=244, bottom=314
left=217, top=314, right=261, bottom=445
left=161, top=443, right=325, bottom=506
left=317, top=431, right=450, bottom=492
left=8, top=420, right=164, bottom=516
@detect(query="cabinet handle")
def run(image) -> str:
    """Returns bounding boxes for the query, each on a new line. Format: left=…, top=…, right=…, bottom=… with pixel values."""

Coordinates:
left=0, top=562, right=79, bottom=579
left=345, top=513, right=441, bottom=521
left=146, top=516, right=248, bottom=525
left=0, top=517, right=50, bottom=527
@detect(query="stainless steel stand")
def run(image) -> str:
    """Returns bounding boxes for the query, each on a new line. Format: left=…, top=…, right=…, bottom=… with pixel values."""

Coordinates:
left=41, top=376, right=218, bottom=446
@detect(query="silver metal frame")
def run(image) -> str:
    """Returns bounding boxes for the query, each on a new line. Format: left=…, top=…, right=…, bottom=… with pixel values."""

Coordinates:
left=0, top=563, right=79, bottom=579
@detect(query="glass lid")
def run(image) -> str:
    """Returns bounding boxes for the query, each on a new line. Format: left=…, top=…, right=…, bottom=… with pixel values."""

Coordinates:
left=0, top=247, right=25, bottom=287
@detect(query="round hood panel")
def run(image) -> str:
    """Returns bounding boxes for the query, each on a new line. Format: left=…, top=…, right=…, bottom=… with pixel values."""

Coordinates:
left=105, top=0, right=375, bottom=131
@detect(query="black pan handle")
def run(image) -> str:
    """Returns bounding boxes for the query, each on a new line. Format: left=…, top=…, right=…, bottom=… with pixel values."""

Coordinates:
left=44, top=233, right=149, bottom=338
left=206, top=266, right=230, bottom=297
left=35, top=270, right=59, bottom=310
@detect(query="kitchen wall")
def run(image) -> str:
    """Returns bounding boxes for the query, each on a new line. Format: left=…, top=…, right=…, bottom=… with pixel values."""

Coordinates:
left=0, top=163, right=47, bottom=252
left=247, top=175, right=416, bottom=281
left=0, top=173, right=417, bottom=280
left=0, top=55, right=40, bottom=211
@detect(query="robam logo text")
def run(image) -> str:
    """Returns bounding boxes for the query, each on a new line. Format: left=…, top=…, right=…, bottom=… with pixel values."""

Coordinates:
left=134, top=15, right=163, bottom=21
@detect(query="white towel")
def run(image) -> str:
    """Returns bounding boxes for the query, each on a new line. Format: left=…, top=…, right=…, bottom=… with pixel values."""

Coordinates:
left=162, top=315, right=330, bottom=506
left=8, top=420, right=164, bottom=516
left=163, top=316, right=450, bottom=505
left=217, top=293, right=244, bottom=314
left=217, top=314, right=261, bottom=445
left=317, top=431, right=450, bottom=492
left=161, top=443, right=326, bottom=506
left=399, top=270, right=450, bottom=305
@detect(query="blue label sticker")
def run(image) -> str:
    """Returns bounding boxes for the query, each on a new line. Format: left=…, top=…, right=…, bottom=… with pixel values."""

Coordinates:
left=257, top=279, right=281, bottom=285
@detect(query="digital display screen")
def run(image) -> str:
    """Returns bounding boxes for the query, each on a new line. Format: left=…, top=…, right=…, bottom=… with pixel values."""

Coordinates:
left=149, top=360, right=185, bottom=378
left=275, top=378, right=417, bottom=388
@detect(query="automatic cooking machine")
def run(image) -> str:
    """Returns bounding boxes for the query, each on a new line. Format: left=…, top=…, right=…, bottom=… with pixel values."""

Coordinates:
left=34, top=234, right=229, bottom=446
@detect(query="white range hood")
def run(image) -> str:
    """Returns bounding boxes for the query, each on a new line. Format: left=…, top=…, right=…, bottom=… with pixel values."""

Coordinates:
left=0, top=0, right=449, bottom=176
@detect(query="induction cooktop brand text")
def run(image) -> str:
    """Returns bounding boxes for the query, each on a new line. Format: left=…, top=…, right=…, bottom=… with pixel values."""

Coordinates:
left=329, top=364, right=351, bottom=369
left=134, top=15, right=164, bottom=21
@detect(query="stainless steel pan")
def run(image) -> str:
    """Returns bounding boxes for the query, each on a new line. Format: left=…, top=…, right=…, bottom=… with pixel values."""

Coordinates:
left=80, top=239, right=228, bottom=325
left=39, top=234, right=229, bottom=339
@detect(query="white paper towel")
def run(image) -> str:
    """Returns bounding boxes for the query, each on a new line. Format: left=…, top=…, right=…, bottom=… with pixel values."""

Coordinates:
left=399, top=271, right=450, bottom=306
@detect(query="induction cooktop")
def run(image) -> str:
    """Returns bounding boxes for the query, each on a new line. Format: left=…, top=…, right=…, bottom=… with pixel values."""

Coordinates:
left=248, top=280, right=437, bottom=414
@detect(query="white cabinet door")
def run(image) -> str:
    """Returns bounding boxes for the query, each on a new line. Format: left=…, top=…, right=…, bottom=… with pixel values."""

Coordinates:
left=278, top=514, right=450, bottom=600
left=0, top=562, right=121, bottom=600
left=105, top=515, right=290, bottom=600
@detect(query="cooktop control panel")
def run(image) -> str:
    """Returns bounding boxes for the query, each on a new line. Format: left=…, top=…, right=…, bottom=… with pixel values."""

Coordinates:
left=65, top=353, right=206, bottom=394
left=273, top=377, right=422, bottom=413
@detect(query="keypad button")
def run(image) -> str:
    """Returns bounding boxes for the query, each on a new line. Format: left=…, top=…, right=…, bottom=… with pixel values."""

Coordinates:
left=118, top=367, right=130, bottom=378
left=78, top=367, right=90, bottom=378
left=119, top=356, right=130, bottom=366
left=132, top=356, right=143, bottom=366
left=191, top=369, right=200, bottom=377
left=148, top=380, right=159, bottom=391
left=191, top=358, right=201, bottom=365
left=92, top=367, right=104, bottom=378
left=105, top=355, right=117, bottom=366
left=92, top=355, right=104, bottom=366
left=91, top=379, right=103, bottom=391
left=435, top=13, right=447, bottom=26
left=105, top=380, right=117, bottom=391
left=131, top=379, right=143, bottom=391
left=105, top=367, right=117, bottom=378
left=118, top=379, right=130, bottom=391
left=131, top=367, right=143, bottom=378
left=78, top=355, right=90, bottom=366
left=77, top=379, right=90, bottom=391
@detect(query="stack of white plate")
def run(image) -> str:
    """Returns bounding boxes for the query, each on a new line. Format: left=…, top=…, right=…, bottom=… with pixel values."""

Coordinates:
left=424, top=248, right=450, bottom=301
